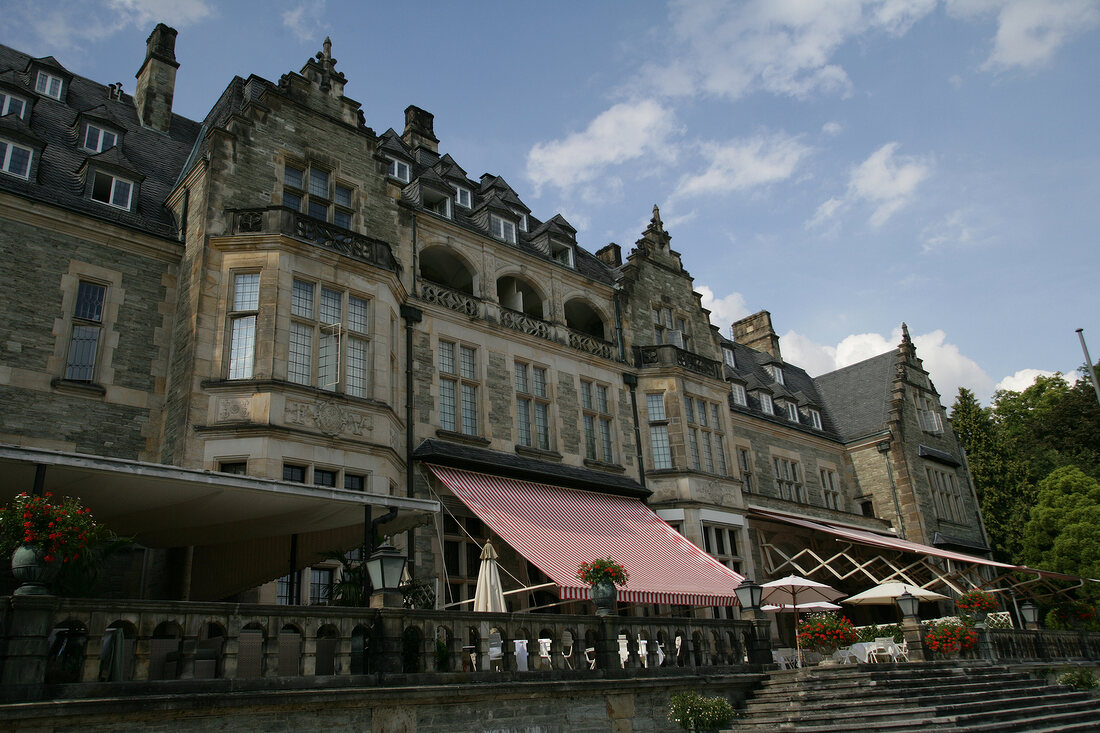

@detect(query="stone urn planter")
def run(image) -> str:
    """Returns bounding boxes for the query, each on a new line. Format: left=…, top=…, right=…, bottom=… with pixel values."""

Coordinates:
left=11, top=544, right=58, bottom=595
left=592, top=579, right=617, bottom=616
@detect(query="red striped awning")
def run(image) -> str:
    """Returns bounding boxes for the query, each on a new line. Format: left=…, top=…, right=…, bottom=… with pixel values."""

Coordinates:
left=428, top=465, right=744, bottom=606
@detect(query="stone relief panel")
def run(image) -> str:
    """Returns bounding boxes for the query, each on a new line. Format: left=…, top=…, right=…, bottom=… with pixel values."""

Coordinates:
left=215, top=396, right=252, bottom=423
left=285, top=398, right=372, bottom=438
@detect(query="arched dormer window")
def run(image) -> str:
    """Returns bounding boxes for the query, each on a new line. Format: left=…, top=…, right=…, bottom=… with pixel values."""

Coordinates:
left=564, top=299, right=606, bottom=340
left=419, top=246, right=475, bottom=294
left=496, top=275, right=543, bottom=319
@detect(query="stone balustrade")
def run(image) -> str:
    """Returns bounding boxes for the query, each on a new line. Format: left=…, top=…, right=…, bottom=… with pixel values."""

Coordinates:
left=418, top=281, right=481, bottom=317
left=635, top=344, right=722, bottom=379
left=228, top=207, right=399, bottom=272
left=0, top=595, right=756, bottom=697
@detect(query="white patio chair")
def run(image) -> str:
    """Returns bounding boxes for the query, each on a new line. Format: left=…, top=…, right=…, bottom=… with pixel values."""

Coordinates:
left=584, top=647, right=597, bottom=669
left=868, top=637, right=896, bottom=663
left=773, top=647, right=797, bottom=669
left=894, top=639, right=910, bottom=662
left=832, top=647, right=858, bottom=664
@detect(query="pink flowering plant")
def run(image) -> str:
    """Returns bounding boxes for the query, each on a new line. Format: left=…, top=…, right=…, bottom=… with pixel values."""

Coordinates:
left=0, top=492, right=100, bottom=565
left=577, top=558, right=629, bottom=587
left=796, top=612, right=858, bottom=653
left=956, top=589, right=997, bottom=615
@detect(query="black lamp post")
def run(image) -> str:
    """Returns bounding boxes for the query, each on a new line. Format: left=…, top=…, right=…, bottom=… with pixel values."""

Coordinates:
left=896, top=591, right=924, bottom=661
left=735, top=580, right=772, bottom=665
left=1020, top=600, right=1040, bottom=630
left=366, top=542, right=407, bottom=608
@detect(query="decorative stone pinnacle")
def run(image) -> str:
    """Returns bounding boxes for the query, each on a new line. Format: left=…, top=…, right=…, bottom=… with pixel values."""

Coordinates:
left=901, top=322, right=911, bottom=344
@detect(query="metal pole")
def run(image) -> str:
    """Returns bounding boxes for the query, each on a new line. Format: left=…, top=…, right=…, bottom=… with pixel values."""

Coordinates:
left=1075, top=329, right=1100, bottom=409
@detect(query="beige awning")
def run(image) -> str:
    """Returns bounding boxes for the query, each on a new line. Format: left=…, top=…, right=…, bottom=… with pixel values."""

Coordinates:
left=0, top=444, right=437, bottom=548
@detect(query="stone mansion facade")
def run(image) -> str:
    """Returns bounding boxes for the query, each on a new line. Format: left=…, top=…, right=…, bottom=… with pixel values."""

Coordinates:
left=0, top=26, right=998, bottom=614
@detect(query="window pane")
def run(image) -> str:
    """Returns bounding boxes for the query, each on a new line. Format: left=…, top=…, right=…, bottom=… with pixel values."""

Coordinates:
left=333, top=210, right=351, bottom=228
left=461, top=383, right=478, bottom=434
left=233, top=273, right=259, bottom=311
left=320, top=287, right=341, bottom=324
left=288, top=322, right=313, bottom=384
left=702, top=432, right=714, bottom=473
left=649, top=425, right=672, bottom=469
left=318, top=329, right=339, bottom=389
left=111, top=178, right=132, bottom=208
left=74, top=281, right=106, bottom=322
left=307, top=200, right=328, bottom=220
left=344, top=474, right=364, bottom=491
left=313, top=469, right=336, bottom=487
left=697, top=400, right=708, bottom=426
left=439, top=341, right=455, bottom=374
left=646, top=393, right=666, bottom=421
left=599, top=417, right=612, bottom=462
left=536, top=403, right=550, bottom=451
left=514, top=362, right=528, bottom=393
left=516, top=398, right=531, bottom=446
left=459, top=345, right=476, bottom=380
left=439, top=378, right=456, bottom=431
left=84, top=126, right=100, bottom=150
left=334, top=184, right=352, bottom=207
left=309, top=169, right=329, bottom=197
left=580, top=381, right=592, bottom=410
left=285, top=165, right=303, bottom=189
left=584, top=415, right=596, bottom=460
left=348, top=296, right=368, bottom=333
left=65, top=324, right=100, bottom=381
left=283, top=191, right=302, bottom=210
left=688, top=429, right=700, bottom=469
left=228, top=315, right=255, bottom=379
left=596, top=384, right=609, bottom=413
left=283, top=464, right=306, bottom=482
left=533, top=367, right=547, bottom=398
left=346, top=336, right=368, bottom=397
left=684, top=397, right=695, bottom=424
left=103, top=131, right=116, bottom=150
left=91, top=172, right=113, bottom=202
left=291, top=279, right=313, bottom=318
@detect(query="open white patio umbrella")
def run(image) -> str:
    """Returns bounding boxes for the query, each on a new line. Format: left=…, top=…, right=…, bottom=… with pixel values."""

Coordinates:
left=842, top=582, right=948, bottom=606
left=472, top=541, right=507, bottom=613
left=761, top=575, right=845, bottom=667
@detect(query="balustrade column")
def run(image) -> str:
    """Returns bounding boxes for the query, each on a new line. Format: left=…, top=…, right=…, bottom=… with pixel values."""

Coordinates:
left=334, top=635, right=352, bottom=675
left=499, top=629, right=516, bottom=672
left=82, top=628, right=105, bottom=682
left=221, top=634, right=239, bottom=679
left=301, top=630, right=317, bottom=676
left=0, top=595, right=58, bottom=686
left=262, top=630, right=280, bottom=678
left=132, top=634, right=151, bottom=680
left=176, top=631, right=198, bottom=680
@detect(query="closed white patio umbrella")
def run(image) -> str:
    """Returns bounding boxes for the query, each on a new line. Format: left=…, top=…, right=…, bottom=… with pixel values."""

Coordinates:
left=472, top=541, right=507, bottom=613
left=842, top=582, right=948, bottom=606
left=761, top=601, right=842, bottom=612
left=761, top=575, right=845, bottom=667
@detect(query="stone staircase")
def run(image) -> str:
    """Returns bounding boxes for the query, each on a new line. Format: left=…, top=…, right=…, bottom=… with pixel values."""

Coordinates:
left=735, top=661, right=1100, bottom=732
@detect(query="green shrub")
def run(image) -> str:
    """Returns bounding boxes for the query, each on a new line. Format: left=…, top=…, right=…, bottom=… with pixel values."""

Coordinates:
left=668, top=691, right=735, bottom=730
left=1058, top=668, right=1098, bottom=690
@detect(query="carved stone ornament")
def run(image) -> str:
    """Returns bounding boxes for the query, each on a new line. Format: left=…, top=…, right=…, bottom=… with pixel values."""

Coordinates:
left=215, top=396, right=252, bottom=422
left=285, top=398, right=371, bottom=437
left=316, top=401, right=345, bottom=436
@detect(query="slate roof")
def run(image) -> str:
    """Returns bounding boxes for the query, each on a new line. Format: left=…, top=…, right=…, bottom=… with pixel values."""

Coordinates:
left=0, top=44, right=201, bottom=240
left=813, top=350, right=898, bottom=442
left=413, top=438, right=650, bottom=499
left=720, top=337, right=843, bottom=440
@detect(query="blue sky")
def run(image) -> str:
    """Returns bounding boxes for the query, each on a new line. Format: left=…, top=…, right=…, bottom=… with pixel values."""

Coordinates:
left=5, top=0, right=1098, bottom=404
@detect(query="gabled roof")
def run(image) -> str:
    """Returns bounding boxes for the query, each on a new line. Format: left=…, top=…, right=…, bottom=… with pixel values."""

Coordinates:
left=814, top=350, right=897, bottom=442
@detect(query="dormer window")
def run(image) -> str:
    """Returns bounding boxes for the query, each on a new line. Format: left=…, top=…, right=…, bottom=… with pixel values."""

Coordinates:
left=91, top=170, right=133, bottom=209
left=0, top=138, right=33, bottom=179
left=517, top=213, right=528, bottom=232
left=0, top=91, right=27, bottom=119
left=35, top=71, right=63, bottom=100
left=809, top=408, right=822, bottom=430
left=550, top=240, right=574, bottom=268
left=83, top=124, right=118, bottom=153
left=759, top=393, right=774, bottom=415
left=428, top=194, right=452, bottom=219
left=783, top=401, right=798, bottom=422
left=386, top=157, right=411, bottom=183
left=722, top=346, right=736, bottom=368
left=452, top=184, right=471, bottom=208
left=768, top=364, right=784, bottom=385
left=490, top=214, right=516, bottom=243
left=730, top=383, right=747, bottom=406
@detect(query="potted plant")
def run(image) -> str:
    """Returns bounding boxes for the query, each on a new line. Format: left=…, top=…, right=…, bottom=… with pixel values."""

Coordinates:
left=577, top=558, right=629, bottom=616
left=923, top=619, right=978, bottom=659
left=956, top=589, right=997, bottom=622
left=668, top=691, right=734, bottom=732
left=0, top=492, right=106, bottom=595
left=797, top=612, right=858, bottom=656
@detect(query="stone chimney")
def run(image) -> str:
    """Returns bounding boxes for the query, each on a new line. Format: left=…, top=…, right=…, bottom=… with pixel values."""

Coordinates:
left=402, top=105, right=439, bottom=153
left=595, top=243, right=622, bottom=267
left=134, top=23, right=179, bottom=133
left=732, top=310, right=782, bottom=359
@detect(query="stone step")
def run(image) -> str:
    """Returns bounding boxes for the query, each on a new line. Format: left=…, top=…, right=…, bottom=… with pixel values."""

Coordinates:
left=748, top=674, right=1038, bottom=703
left=944, top=696, right=1100, bottom=727
left=753, top=666, right=1022, bottom=692
left=742, top=680, right=1051, bottom=716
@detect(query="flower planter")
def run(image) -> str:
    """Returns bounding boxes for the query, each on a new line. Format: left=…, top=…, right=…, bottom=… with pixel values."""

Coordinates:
left=592, top=579, right=617, bottom=616
left=11, top=544, right=58, bottom=595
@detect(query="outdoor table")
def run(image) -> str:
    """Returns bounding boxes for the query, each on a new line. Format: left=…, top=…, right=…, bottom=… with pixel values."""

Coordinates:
left=849, top=642, right=876, bottom=662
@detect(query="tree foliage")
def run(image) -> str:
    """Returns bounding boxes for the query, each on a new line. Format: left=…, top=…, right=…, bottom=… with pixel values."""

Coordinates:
left=951, top=363, right=1100, bottom=569
left=1022, top=466, right=1100, bottom=581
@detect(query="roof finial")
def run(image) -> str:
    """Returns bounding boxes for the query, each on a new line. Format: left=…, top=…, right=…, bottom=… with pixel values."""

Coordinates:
left=901, top=322, right=911, bottom=344
left=323, top=37, right=332, bottom=61
left=651, top=203, right=664, bottom=231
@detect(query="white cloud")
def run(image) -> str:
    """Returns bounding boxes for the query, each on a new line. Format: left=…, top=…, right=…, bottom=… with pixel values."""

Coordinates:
left=947, top=0, right=1100, bottom=71
left=282, top=1, right=328, bottom=43
left=108, top=0, right=212, bottom=28
left=822, top=121, right=844, bottom=136
left=8, top=0, right=212, bottom=53
left=671, top=133, right=811, bottom=200
left=994, top=368, right=1057, bottom=392
left=632, top=0, right=937, bottom=101
left=698, top=286, right=750, bottom=331
left=781, top=325, right=993, bottom=401
left=920, top=209, right=979, bottom=252
left=814, top=142, right=931, bottom=227
left=525, top=100, right=680, bottom=193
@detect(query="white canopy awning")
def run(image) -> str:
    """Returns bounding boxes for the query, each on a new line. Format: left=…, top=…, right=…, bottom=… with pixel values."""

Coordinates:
left=0, top=445, right=437, bottom=548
